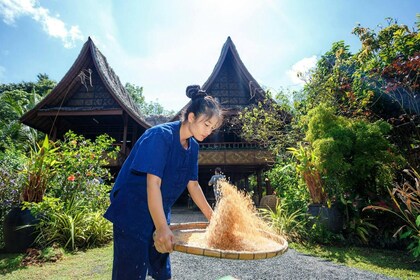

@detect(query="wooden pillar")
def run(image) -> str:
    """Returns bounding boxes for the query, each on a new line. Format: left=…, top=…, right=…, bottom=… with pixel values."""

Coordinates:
left=256, top=169, right=263, bottom=205
left=131, top=122, right=138, bottom=145
left=122, top=113, right=128, bottom=155
left=265, top=178, right=273, bottom=195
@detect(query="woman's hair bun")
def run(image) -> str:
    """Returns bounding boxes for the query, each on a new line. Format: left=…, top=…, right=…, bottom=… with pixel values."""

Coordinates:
left=186, top=85, right=206, bottom=100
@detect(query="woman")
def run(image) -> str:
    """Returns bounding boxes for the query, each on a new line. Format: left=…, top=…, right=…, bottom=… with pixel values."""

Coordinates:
left=104, top=85, right=223, bottom=280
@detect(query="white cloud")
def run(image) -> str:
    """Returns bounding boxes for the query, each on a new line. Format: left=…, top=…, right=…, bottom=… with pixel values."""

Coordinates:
left=0, top=0, right=83, bottom=48
left=286, top=55, right=318, bottom=86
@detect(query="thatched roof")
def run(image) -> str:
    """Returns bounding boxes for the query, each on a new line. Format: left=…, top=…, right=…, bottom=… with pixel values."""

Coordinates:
left=21, top=37, right=151, bottom=136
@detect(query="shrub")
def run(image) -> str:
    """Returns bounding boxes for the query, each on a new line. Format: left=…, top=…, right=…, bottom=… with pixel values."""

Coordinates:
left=260, top=201, right=307, bottom=241
left=49, top=131, right=118, bottom=212
left=0, top=142, right=26, bottom=248
left=21, top=131, right=118, bottom=251
left=364, top=168, right=420, bottom=258
left=25, top=196, right=112, bottom=251
left=265, top=158, right=308, bottom=211
left=305, top=103, right=405, bottom=201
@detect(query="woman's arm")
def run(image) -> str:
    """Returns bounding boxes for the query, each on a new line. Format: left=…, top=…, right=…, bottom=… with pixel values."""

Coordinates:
left=187, top=180, right=213, bottom=220
left=147, top=173, right=174, bottom=253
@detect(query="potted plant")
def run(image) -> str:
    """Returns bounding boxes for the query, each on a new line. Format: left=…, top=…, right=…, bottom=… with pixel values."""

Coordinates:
left=3, top=136, right=58, bottom=252
left=287, top=143, right=344, bottom=232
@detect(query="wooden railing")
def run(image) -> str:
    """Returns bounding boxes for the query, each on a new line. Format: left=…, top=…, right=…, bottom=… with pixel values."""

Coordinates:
left=199, top=142, right=264, bottom=150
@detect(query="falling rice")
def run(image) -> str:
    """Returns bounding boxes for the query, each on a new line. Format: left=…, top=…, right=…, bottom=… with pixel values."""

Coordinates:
left=203, top=181, right=279, bottom=252
left=172, top=181, right=284, bottom=252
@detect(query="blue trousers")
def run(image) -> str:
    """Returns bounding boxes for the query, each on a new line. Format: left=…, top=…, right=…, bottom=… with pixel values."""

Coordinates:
left=112, top=225, right=171, bottom=280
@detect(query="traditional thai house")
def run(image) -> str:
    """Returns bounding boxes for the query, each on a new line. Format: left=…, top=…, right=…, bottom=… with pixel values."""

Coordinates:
left=20, top=36, right=275, bottom=205
left=172, top=37, right=275, bottom=204
left=20, top=37, right=151, bottom=173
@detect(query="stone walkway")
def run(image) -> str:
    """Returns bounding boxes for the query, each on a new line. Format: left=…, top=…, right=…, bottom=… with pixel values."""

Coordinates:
left=170, top=207, right=207, bottom=224
left=167, top=207, right=396, bottom=280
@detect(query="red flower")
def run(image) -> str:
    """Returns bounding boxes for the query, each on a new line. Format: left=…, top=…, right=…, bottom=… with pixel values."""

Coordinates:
left=67, top=175, right=76, bottom=181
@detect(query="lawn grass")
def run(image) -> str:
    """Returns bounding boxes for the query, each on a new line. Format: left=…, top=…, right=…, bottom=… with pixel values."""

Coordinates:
left=1, top=242, right=419, bottom=279
left=290, top=243, right=420, bottom=280
left=0, top=244, right=113, bottom=280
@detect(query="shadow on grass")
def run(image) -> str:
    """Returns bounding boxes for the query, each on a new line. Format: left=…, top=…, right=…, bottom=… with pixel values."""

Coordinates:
left=292, top=243, right=419, bottom=274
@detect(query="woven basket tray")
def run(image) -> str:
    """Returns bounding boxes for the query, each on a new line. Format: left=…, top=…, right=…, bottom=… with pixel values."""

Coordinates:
left=170, top=222, right=288, bottom=260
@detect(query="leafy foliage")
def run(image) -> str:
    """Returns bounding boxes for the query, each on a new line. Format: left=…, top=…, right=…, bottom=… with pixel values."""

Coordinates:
left=125, top=82, right=175, bottom=117
left=0, top=74, right=55, bottom=152
left=364, top=168, right=420, bottom=258
left=264, top=159, right=308, bottom=210
left=304, top=103, right=405, bottom=201
left=25, top=196, right=112, bottom=251
left=238, top=90, right=297, bottom=155
left=48, top=131, right=118, bottom=211
left=260, top=201, right=307, bottom=241
left=0, top=143, right=26, bottom=248
left=287, top=144, right=326, bottom=204
left=21, top=136, right=59, bottom=203
left=340, top=194, right=378, bottom=245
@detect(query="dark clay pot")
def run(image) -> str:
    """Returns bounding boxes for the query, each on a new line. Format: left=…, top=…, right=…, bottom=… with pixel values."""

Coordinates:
left=3, top=206, right=38, bottom=253
left=307, top=203, right=344, bottom=233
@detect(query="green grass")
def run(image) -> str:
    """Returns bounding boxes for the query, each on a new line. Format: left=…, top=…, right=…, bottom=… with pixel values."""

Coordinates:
left=290, top=243, right=420, bottom=280
left=1, top=243, right=419, bottom=279
left=0, top=244, right=113, bottom=280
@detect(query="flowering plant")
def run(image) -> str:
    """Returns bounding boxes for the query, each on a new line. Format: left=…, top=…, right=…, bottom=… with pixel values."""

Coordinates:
left=48, top=131, right=118, bottom=211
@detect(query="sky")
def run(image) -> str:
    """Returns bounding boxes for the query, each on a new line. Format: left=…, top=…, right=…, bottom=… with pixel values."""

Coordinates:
left=0, top=0, right=419, bottom=111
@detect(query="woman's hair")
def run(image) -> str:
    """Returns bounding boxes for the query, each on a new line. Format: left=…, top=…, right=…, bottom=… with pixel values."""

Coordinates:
left=182, top=85, right=223, bottom=127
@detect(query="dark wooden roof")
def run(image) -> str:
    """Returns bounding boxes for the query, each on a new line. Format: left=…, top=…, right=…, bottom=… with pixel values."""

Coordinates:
left=20, top=37, right=151, bottom=136
left=202, top=36, right=266, bottom=104
left=172, top=36, right=268, bottom=120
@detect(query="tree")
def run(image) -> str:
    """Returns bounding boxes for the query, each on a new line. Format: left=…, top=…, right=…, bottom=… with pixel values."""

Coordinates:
left=238, top=90, right=297, bottom=156
left=0, top=74, right=56, bottom=151
left=301, top=17, right=419, bottom=169
left=125, top=82, right=174, bottom=117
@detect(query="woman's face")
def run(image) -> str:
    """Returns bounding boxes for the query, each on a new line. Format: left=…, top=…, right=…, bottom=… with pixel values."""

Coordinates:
left=188, top=113, right=220, bottom=142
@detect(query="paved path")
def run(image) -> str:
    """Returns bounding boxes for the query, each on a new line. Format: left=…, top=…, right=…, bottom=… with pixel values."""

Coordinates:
left=165, top=208, right=397, bottom=280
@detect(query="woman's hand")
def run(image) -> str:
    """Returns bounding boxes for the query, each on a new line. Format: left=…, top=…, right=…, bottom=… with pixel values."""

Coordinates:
left=147, top=174, right=174, bottom=253
left=153, top=224, right=174, bottom=253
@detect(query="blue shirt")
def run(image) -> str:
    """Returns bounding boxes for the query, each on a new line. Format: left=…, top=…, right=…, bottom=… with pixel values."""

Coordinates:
left=104, top=121, right=199, bottom=239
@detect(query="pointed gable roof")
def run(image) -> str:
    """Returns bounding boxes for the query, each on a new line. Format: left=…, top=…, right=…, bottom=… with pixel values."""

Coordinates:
left=172, top=37, right=268, bottom=121
left=202, top=36, right=265, bottom=101
left=21, top=37, right=151, bottom=134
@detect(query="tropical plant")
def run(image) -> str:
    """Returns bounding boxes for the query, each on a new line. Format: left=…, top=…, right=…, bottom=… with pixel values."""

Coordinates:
left=21, top=135, right=59, bottom=203
left=364, top=168, right=420, bottom=258
left=301, top=18, right=419, bottom=170
left=21, top=132, right=117, bottom=251
left=340, top=194, right=378, bottom=245
left=264, top=159, right=307, bottom=211
left=0, top=90, right=41, bottom=151
left=287, top=143, right=327, bottom=204
left=259, top=201, right=307, bottom=241
left=0, top=74, right=55, bottom=152
left=25, top=196, right=112, bottom=251
left=49, top=131, right=117, bottom=211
